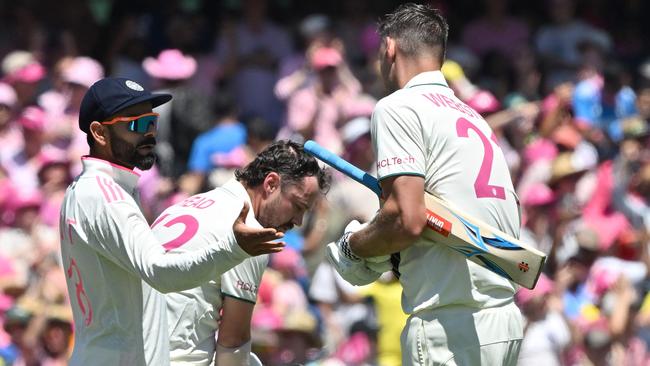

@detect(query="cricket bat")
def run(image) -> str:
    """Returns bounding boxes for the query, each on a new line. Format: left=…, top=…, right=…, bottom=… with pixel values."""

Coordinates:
left=304, top=140, right=546, bottom=289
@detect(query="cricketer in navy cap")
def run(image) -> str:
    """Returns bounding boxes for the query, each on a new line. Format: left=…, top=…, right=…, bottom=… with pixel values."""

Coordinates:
left=79, top=77, right=172, bottom=170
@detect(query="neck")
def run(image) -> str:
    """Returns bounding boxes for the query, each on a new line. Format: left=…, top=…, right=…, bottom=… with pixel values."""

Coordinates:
left=245, top=184, right=262, bottom=216
left=89, top=150, right=134, bottom=170
left=395, top=56, right=442, bottom=89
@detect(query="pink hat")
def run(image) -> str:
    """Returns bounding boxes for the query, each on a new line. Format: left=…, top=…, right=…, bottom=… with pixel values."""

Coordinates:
left=5, top=62, right=46, bottom=84
left=0, top=82, right=16, bottom=107
left=524, top=138, right=558, bottom=164
left=515, top=273, right=554, bottom=306
left=466, top=89, right=500, bottom=114
left=311, top=47, right=342, bottom=70
left=521, top=183, right=555, bottom=207
left=18, top=106, right=46, bottom=131
left=270, top=248, right=306, bottom=278
left=143, top=49, right=197, bottom=80
left=552, top=124, right=582, bottom=149
left=62, top=57, right=104, bottom=88
left=7, top=190, right=42, bottom=212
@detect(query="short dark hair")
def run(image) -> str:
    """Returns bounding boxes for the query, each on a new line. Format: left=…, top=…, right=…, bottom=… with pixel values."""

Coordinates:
left=235, top=140, right=331, bottom=193
left=378, top=3, right=449, bottom=62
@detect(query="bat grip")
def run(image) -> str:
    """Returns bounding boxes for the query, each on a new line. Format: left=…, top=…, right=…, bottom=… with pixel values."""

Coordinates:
left=304, top=140, right=382, bottom=196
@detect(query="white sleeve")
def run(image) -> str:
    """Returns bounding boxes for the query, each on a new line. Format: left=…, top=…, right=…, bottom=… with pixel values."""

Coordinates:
left=371, top=99, right=426, bottom=181
left=88, top=199, right=250, bottom=293
left=221, top=255, right=268, bottom=303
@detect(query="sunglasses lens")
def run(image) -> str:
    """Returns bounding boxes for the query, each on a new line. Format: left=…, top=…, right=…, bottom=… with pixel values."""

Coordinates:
left=128, top=115, right=157, bottom=133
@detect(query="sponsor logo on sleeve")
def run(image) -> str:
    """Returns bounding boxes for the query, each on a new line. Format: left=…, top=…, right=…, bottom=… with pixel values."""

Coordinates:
left=376, top=155, right=415, bottom=169
left=235, top=280, right=258, bottom=294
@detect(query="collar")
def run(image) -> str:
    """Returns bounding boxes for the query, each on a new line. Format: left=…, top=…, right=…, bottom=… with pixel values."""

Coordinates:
left=222, top=179, right=252, bottom=206
left=403, top=71, right=450, bottom=89
left=80, top=156, right=140, bottom=192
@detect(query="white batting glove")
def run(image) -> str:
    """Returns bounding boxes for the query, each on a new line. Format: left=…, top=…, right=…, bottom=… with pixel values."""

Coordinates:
left=327, top=220, right=387, bottom=286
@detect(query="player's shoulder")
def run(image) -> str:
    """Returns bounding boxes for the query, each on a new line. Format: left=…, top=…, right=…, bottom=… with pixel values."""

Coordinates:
left=71, top=171, right=132, bottom=206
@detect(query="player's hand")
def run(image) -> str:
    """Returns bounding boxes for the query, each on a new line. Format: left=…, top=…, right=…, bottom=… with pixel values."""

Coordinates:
left=233, top=203, right=285, bottom=256
left=326, top=220, right=386, bottom=286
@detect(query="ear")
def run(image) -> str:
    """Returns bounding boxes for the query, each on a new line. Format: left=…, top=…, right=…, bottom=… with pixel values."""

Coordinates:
left=263, top=172, right=281, bottom=196
left=385, top=36, right=397, bottom=62
left=89, top=121, right=109, bottom=147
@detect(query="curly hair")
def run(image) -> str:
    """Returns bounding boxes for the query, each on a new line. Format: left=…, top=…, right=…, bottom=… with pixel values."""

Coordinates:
left=235, top=140, right=331, bottom=193
left=378, top=3, right=448, bottom=62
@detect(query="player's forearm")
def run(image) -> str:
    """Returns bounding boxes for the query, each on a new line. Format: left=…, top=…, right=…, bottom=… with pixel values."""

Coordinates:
left=142, top=237, right=249, bottom=293
left=349, top=200, right=424, bottom=257
left=108, top=206, right=250, bottom=293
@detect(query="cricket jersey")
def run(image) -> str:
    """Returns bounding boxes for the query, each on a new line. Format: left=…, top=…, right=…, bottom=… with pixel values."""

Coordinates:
left=59, top=157, right=251, bottom=366
left=371, top=71, right=520, bottom=314
left=153, top=179, right=268, bottom=365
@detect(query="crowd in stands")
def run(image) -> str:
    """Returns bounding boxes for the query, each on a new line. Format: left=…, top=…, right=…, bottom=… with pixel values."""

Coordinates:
left=0, top=0, right=649, bottom=364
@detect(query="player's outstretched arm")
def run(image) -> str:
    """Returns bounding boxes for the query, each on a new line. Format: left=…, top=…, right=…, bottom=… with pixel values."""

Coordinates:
left=93, top=200, right=284, bottom=294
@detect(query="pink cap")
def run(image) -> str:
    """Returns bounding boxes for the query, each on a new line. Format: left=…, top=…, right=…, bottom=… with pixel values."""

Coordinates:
left=270, top=248, right=306, bottom=278
left=521, top=183, right=555, bottom=207
left=466, top=89, right=500, bottom=114
left=0, top=83, right=16, bottom=107
left=524, top=138, right=558, bottom=164
left=5, top=62, right=46, bottom=84
left=552, top=124, right=582, bottom=149
left=62, top=57, right=104, bottom=88
left=515, top=273, right=554, bottom=306
left=311, top=47, right=342, bottom=70
left=18, top=106, right=46, bottom=131
left=143, top=49, right=197, bottom=80
left=6, top=190, right=42, bottom=211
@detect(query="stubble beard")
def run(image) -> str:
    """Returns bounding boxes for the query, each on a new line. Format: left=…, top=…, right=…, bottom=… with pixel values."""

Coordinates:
left=108, top=129, right=156, bottom=170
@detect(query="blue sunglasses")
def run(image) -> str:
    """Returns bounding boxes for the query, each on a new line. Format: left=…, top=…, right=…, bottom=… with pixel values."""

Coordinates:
left=101, top=112, right=159, bottom=133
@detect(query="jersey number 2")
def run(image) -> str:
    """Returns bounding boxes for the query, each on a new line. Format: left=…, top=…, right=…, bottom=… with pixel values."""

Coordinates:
left=151, top=214, right=199, bottom=251
left=456, top=117, right=505, bottom=200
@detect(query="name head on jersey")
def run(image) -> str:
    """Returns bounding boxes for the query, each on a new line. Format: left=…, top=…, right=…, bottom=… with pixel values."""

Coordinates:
left=79, top=77, right=172, bottom=170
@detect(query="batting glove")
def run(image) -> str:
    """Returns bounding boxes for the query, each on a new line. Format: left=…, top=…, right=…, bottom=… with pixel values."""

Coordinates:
left=327, top=220, right=388, bottom=286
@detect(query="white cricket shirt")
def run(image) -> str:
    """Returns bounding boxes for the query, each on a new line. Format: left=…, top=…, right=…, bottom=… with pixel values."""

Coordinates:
left=59, top=157, right=251, bottom=366
left=372, top=71, right=520, bottom=314
left=153, top=179, right=268, bottom=365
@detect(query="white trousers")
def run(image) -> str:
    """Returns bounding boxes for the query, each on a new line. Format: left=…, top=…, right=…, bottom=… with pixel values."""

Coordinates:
left=401, top=302, right=524, bottom=366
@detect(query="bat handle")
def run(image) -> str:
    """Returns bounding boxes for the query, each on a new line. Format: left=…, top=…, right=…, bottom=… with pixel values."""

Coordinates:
left=304, top=140, right=382, bottom=196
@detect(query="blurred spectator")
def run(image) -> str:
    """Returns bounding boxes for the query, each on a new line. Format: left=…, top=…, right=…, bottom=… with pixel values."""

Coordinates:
left=215, top=0, right=293, bottom=127
left=281, top=46, right=361, bottom=154
left=461, top=0, right=530, bottom=60
left=572, top=63, right=637, bottom=143
left=1, top=50, right=46, bottom=108
left=4, top=106, right=61, bottom=195
left=0, top=82, right=20, bottom=160
left=38, top=56, right=104, bottom=174
left=535, top=0, right=611, bottom=89
left=516, top=273, right=572, bottom=366
left=143, top=48, right=213, bottom=179
left=185, top=92, right=246, bottom=193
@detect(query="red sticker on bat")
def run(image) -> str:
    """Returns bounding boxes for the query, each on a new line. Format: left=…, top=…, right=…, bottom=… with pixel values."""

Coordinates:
left=425, top=210, right=452, bottom=237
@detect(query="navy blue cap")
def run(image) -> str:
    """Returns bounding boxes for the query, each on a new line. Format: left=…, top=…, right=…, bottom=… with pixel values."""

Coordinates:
left=78, top=77, right=172, bottom=133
